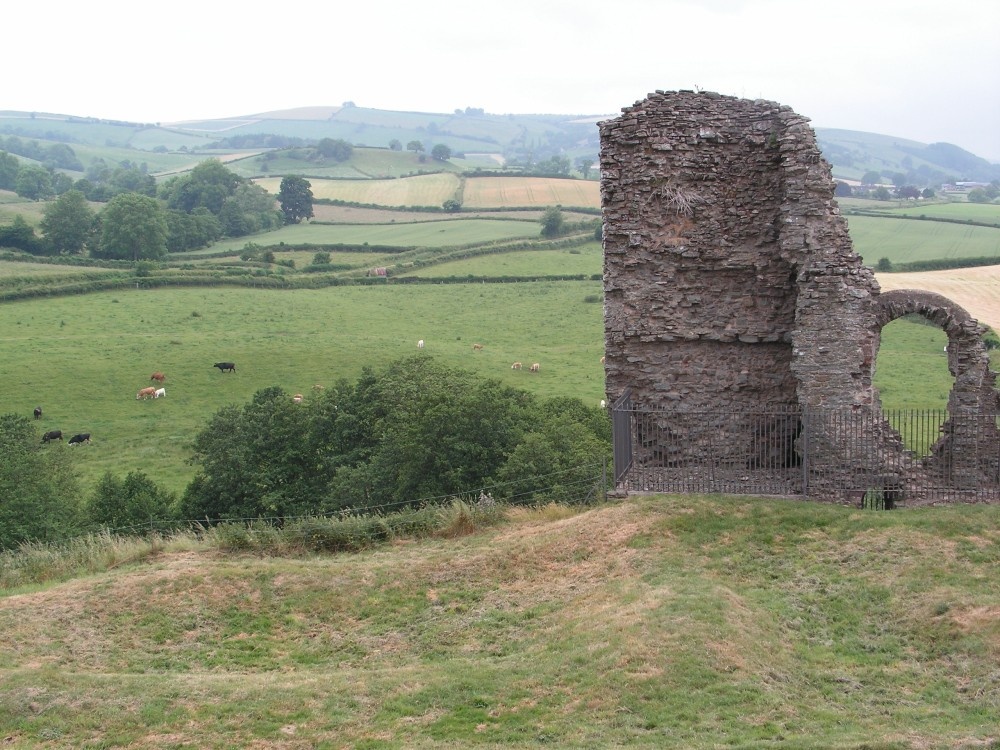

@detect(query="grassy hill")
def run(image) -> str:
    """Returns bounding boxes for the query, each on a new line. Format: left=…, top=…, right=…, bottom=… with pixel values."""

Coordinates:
left=1, top=494, right=997, bottom=748
left=3, top=106, right=997, bottom=186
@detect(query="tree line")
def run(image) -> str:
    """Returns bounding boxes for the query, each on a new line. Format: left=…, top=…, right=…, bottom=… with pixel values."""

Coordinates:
left=0, top=155, right=314, bottom=259
left=0, top=357, right=611, bottom=550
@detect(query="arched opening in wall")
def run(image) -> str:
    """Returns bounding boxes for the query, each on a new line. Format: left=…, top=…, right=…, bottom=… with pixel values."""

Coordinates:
left=873, top=313, right=952, bottom=455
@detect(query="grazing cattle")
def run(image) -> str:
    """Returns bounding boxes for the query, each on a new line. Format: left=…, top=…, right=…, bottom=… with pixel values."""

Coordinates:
left=600, top=356, right=606, bottom=365
left=154, top=387, right=166, bottom=398
left=33, top=406, right=42, bottom=420
left=417, top=339, right=425, bottom=349
left=511, top=362, right=522, bottom=370
left=529, top=363, right=540, bottom=372
left=292, top=394, right=304, bottom=404
left=137, top=387, right=157, bottom=400
left=472, top=343, right=484, bottom=351
left=214, top=362, right=236, bottom=373
left=42, top=430, right=63, bottom=443
left=150, top=371, right=166, bottom=383
left=600, top=400, right=607, bottom=409
left=68, top=433, right=91, bottom=445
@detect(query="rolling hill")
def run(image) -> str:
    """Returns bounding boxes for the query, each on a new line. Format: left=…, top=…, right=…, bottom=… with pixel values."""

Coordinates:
left=2, top=105, right=998, bottom=186
left=1, top=495, right=998, bottom=747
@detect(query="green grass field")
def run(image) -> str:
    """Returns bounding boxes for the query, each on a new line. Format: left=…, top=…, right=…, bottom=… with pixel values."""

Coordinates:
left=0, top=282, right=606, bottom=494
left=845, top=215, right=1000, bottom=265
left=873, top=316, right=953, bottom=411
left=876, top=202, right=1000, bottom=225
left=192, top=218, right=543, bottom=255
left=399, top=243, right=603, bottom=277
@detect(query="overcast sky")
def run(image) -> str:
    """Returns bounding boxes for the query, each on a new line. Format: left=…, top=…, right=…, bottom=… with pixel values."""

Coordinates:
left=6, top=0, right=999, bottom=161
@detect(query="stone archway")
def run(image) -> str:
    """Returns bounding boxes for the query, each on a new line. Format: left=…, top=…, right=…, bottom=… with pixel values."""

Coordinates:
left=873, top=289, right=1000, bottom=490
left=873, top=289, right=998, bottom=415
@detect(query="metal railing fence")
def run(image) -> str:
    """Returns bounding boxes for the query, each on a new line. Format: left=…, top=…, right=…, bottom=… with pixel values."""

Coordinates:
left=611, top=394, right=1000, bottom=505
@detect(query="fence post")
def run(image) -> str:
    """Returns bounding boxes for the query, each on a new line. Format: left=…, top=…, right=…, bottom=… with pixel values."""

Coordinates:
left=801, top=407, right=810, bottom=497
left=602, top=457, right=607, bottom=502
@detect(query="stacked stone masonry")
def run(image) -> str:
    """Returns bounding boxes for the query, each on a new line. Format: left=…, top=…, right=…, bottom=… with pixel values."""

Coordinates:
left=600, top=90, right=999, bottom=502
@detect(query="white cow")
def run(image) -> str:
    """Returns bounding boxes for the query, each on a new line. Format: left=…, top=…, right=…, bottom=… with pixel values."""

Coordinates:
left=154, top=387, right=166, bottom=398
left=418, top=339, right=425, bottom=349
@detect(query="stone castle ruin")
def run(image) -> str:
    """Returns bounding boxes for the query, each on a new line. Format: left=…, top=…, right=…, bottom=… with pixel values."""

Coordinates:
left=600, top=90, right=1000, bottom=503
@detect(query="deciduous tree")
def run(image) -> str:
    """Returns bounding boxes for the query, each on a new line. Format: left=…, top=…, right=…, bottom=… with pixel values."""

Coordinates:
left=85, top=471, right=176, bottom=533
left=15, top=164, right=54, bottom=201
left=97, top=192, right=168, bottom=261
left=0, top=413, right=80, bottom=549
left=540, top=206, right=565, bottom=237
left=278, top=175, right=314, bottom=224
left=0, top=151, right=19, bottom=190
left=41, top=189, right=95, bottom=254
left=316, top=138, right=353, bottom=161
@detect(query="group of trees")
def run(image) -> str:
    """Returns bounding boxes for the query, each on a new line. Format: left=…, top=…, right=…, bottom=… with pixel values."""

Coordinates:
left=0, top=410, right=178, bottom=549
left=1, top=154, right=313, bottom=259
left=836, top=176, right=1000, bottom=203
left=179, top=356, right=610, bottom=521
left=967, top=182, right=1000, bottom=204
left=0, top=147, right=154, bottom=204
left=835, top=178, right=937, bottom=201
left=0, top=357, right=610, bottom=549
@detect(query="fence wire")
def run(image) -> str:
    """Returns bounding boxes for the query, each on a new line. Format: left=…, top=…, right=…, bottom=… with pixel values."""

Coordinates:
left=611, top=394, right=1000, bottom=505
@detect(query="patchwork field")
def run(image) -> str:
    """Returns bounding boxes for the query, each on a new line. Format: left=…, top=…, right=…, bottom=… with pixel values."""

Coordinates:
left=462, top=176, right=601, bottom=209
left=181, top=218, right=543, bottom=256
left=255, top=173, right=460, bottom=206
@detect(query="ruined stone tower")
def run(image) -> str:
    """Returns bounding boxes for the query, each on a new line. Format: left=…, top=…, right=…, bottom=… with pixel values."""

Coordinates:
left=600, top=90, right=1000, bottom=501
left=600, top=90, right=880, bottom=413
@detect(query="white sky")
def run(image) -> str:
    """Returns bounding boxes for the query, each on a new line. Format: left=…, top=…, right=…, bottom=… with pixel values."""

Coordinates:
left=5, top=0, right=999, bottom=161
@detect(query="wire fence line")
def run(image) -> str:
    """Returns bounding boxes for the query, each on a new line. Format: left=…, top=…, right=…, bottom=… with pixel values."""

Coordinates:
left=25, top=460, right=612, bottom=547
left=611, top=392, right=1000, bottom=506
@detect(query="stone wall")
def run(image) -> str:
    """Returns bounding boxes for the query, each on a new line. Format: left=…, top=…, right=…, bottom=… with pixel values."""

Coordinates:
left=600, top=90, right=999, bottom=501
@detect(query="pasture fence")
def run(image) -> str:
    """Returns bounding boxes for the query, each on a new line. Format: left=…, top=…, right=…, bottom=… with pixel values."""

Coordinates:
left=611, top=391, right=1000, bottom=506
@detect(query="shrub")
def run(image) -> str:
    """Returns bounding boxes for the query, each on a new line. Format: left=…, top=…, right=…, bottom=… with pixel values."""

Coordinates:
left=85, top=471, right=177, bottom=535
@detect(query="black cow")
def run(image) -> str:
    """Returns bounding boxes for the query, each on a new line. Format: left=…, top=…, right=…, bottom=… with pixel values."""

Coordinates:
left=214, top=362, right=236, bottom=373
left=33, top=406, right=42, bottom=420
left=42, top=430, right=63, bottom=443
left=68, top=433, right=91, bottom=445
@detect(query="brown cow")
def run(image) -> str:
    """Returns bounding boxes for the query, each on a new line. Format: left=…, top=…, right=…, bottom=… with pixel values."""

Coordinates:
left=137, top=387, right=157, bottom=400
left=150, top=372, right=166, bottom=383
left=472, top=343, right=484, bottom=351
left=511, top=362, right=522, bottom=370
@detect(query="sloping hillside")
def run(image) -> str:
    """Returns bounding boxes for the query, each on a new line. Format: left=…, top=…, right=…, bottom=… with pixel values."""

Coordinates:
left=1, top=495, right=997, bottom=747
left=3, top=107, right=996, bottom=186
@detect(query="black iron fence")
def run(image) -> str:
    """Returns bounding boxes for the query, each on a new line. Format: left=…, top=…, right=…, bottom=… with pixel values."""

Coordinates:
left=611, top=391, right=1000, bottom=505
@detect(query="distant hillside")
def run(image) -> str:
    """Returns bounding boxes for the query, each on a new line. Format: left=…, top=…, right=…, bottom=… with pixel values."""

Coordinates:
left=814, top=128, right=1000, bottom=185
left=1, top=106, right=997, bottom=187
